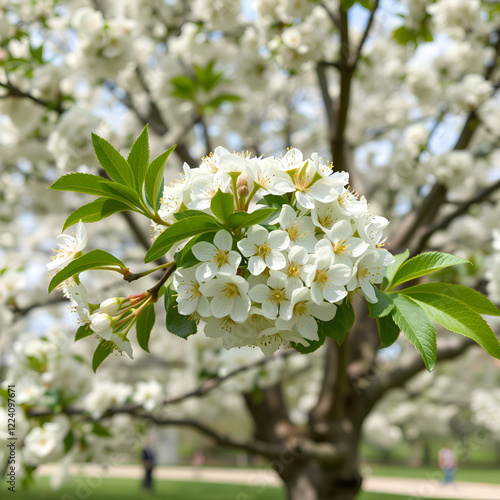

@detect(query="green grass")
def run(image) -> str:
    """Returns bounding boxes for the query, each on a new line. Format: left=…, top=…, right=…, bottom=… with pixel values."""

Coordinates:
left=5, top=477, right=455, bottom=500
left=368, top=464, right=500, bottom=484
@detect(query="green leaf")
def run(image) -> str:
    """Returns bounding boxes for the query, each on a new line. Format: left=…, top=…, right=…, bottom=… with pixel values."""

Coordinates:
left=91, top=133, right=134, bottom=188
left=136, top=303, right=155, bottom=353
left=145, top=216, right=221, bottom=263
left=392, top=295, right=437, bottom=371
left=145, top=145, right=176, bottom=212
left=211, top=189, right=234, bottom=223
left=368, top=288, right=395, bottom=318
left=164, top=282, right=198, bottom=339
left=319, top=302, right=355, bottom=345
left=377, top=314, right=401, bottom=348
left=206, top=93, right=242, bottom=110
left=257, top=194, right=289, bottom=210
left=50, top=173, right=142, bottom=209
left=170, top=75, right=197, bottom=101
left=49, top=249, right=125, bottom=293
left=128, top=125, right=150, bottom=191
left=92, top=341, right=112, bottom=372
left=383, top=249, right=410, bottom=290
left=388, top=252, right=470, bottom=290
left=75, top=325, right=93, bottom=341
left=401, top=283, right=500, bottom=317
left=403, top=293, right=500, bottom=359
left=227, top=208, right=277, bottom=231
left=173, top=210, right=221, bottom=223
left=63, top=198, right=132, bottom=231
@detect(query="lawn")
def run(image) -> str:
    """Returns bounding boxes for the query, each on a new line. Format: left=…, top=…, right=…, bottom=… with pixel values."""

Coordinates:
left=5, top=477, right=454, bottom=500
left=367, top=464, right=500, bottom=484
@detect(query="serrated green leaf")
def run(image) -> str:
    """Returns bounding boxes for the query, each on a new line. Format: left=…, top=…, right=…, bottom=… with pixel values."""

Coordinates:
left=404, top=293, right=500, bottom=359
left=227, top=208, right=277, bottom=231
left=91, top=133, right=134, bottom=188
left=319, top=302, right=355, bottom=345
left=50, top=173, right=142, bottom=209
left=392, top=295, right=437, bottom=371
left=211, top=189, right=234, bottom=223
left=92, top=341, right=112, bottom=372
left=145, top=216, right=221, bottom=263
left=128, top=125, right=150, bottom=191
left=136, top=303, right=155, bottom=353
left=383, top=249, right=410, bottom=290
left=49, top=249, right=125, bottom=293
left=388, top=252, right=470, bottom=290
left=164, top=282, right=198, bottom=339
left=145, top=145, right=176, bottom=213
left=368, top=288, right=395, bottom=318
left=75, top=325, right=93, bottom=341
left=63, top=198, right=132, bottom=231
left=401, top=283, right=500, bottom=317
left=377, top=314, right=401, bottom=348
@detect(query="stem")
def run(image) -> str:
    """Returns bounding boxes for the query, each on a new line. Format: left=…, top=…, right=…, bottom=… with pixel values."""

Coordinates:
left=147, top=265, right=177, bottom=302
left=244, top=185, right=260, bottom=210
left=124, top=261, right=176, bottom=282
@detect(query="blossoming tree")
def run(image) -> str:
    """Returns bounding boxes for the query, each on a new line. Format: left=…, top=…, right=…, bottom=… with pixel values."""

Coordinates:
left=2, top=1, right=500, bottom=499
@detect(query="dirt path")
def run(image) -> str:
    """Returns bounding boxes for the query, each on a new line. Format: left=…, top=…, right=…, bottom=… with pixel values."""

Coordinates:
left=36, top=464, right=500, bottom=499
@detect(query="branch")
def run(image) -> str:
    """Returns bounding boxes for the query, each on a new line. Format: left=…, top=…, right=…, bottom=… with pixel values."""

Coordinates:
left=320, top=2, right=340, bottom=28
left=415, top=178, right=500, bottom=252
left=350, top=0, right=380, bottom=68
left=0, top=81, right=62, bottom=113
left=359, top=336, right=476, bottom=420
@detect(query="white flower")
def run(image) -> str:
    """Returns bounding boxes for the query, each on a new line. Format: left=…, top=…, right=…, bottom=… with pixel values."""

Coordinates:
left=90, top=313, right=114, bottom=337
left=107, top=333, right=134, bottom=359
left=132, top=380, right=163, bottom=411
left=279, top=148, right=304, bottom=171
left=188, top=172, right=231, bottom=210
left=246, top=156, right=287, bottom=194
left=23, top=420, right=66, bottom=466
left=315, top=220, right=370, bottom=266
left=347, top=251, right=386, bottom=303
left=200, top=146, right=230, bottom=173
left=203, top=311, right=261, bottom=349
left=192, top=230, right=241, bottom=281
left=47, top=220, right=87, bottom=272
left=277, top=287, right=336, bottom=341
left=249, top=272, right=292, bottom=319
left=84, top=381, right=132, bottom=418
left=173, top=267, right=211, bottom=316
left=302, top=252, right=351, bottom=304
left=200, top=274, right=251, bottom=322
left=99, top=297, right=122, bottom=315
left=279, top=205, right=317, bottom=252
left=237, top=225, right=289, bottom=275
left=257, top=325, right=308, bottom=356
left=280, top=246, right=310, bottom=290
left=59, top=278, right=90, bottom=324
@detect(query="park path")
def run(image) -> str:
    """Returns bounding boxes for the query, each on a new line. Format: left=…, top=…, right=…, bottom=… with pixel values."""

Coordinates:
left=36, top=464, right=500, bottom=499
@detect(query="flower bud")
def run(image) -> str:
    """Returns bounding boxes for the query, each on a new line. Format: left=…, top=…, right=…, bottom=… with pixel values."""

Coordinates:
left=237, top=172, right=249, bottom=197
left=90, top=313, right=114, bottom=338
left=100, top=297, right=122, bottom=315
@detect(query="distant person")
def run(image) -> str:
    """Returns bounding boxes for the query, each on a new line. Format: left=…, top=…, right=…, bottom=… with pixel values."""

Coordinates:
left=142, top=437, right=155, bottom=491
left=438, top=446, right=457, bottom=485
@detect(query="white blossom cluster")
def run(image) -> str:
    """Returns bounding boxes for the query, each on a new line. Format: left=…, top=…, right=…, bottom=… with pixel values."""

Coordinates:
left=158, top=147, right=394, bottom=355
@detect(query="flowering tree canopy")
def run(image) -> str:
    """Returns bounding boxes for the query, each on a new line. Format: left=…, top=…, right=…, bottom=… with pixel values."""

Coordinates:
left=2, top=1, right=500, bottom=499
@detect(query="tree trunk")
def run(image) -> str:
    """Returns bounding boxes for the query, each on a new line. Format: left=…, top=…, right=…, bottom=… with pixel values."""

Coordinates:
left=277, top=460, right=362, bottom=500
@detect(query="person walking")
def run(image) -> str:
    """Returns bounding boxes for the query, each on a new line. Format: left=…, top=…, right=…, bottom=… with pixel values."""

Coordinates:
left=142, top=436, right=155, bottom=491
left=438, top=446, right=457, bottom=485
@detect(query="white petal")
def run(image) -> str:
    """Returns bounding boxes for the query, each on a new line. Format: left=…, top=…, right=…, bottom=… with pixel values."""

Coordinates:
left=177, top=295, right=198, bottom=315
left=296, top=314, right=319, bottom=341
left=268, top=230, right=290, bottom=250
left=249, top=284, right=271, bottom=303
left=310, top=283, right=324, bottom=305
left=247, top=225, right=269, bottom=245
left=323, top=286, right=347, bottom=303
left=248, top=256, right=266, bottom=275
left=361, top=281, right=378, bottom=303
left=262, top=301, right=278, bottom=319
left=192, top=242, right=217, bottom=261
left=199, top=279, right=225, bottom=297
left=266, top=251, right=286, bottom=270
left=279, top=204, right=296, bottom=230
left=195, top=262, right=216, bottom=282
left=75, top=221, right=88, bottom=251
left=295, top=191, right=315, bottom=210
left=214, top=230, right=233, bottom=251
left=197, top=296, right=211, bottom=317
left=309, top=302, right=336, bottom=322
left=237, top=238, right=257, bottom=257
left=211, top=293, right=231, bottom=318
left=230, top=295, right=251, bottom=322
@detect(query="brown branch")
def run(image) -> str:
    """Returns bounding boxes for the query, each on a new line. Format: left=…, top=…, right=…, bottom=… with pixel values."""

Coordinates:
left=359, top=336, right=476, bottom=420
left=415, top=178, right=500, bottom=252
left=350, top=0, right=380, bottom=68
left=320, top=2, right=340, bottom=28
left=0, top=81, right=63, bottom=114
